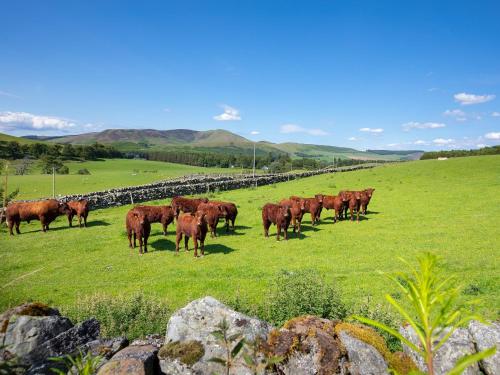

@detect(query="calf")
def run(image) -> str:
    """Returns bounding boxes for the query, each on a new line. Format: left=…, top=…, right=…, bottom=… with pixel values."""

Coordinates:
left=125, top=208, right=151, bottom=254
left=361, top=188, right=375, bottom=214
left=6, top=199, right=70, bottom=235
left=279, top=198, right=305, bottom=236
left=175, top=211, right=208, bottom=257
left=67, top=199, right=89, bottom=228
left=322, top=195, right=344, bottom=223
left=290, top=196, right=322, bottom=226
left=133, top=205, right=175, bottom=235
left=171, top=196, right=209, bottom=218
left=262, top=203, right=291, bottom=241
left=339, top=190, right=362, bottom=222
left=210, top=201, right=238, bottom=232
left=197, top=202, right=227, bottom=238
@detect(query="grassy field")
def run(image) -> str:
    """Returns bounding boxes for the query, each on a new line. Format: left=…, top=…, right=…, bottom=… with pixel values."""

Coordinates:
left=0, top=155, right=498, bottom=319
left=3, top=158, right=254, bottom=200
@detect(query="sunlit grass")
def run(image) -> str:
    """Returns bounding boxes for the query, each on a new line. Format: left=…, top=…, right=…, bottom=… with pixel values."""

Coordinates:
left=1, top=155, right=498, bottom=319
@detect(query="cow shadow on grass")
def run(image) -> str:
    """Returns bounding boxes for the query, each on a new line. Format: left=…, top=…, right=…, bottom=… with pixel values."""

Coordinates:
left=149, top=238, right=175, bottom=252
left=148, top=238, right=234, bottom=256
left=20, top=225, right=70, bottom=234
left=298, top=224, right=322, bottom=233
left=202, top=244, right=234, bottom=256
left=85, top=220, right=111, bottom=228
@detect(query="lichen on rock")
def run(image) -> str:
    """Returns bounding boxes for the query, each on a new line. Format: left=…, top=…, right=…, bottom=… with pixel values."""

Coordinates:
left=158, top=340, right=204, bottom=366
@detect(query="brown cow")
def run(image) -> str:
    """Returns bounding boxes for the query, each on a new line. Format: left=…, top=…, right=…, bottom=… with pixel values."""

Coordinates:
left=6, top=199, right=70, bottom=235
left=315, top=194, right=325, bottom=221
left=197, top=202, right=227, bottom=238
left=361, top=188, right=375, bottom=214
left=175, top=211, right=208, bottom=257
left=279, top=198, right=305, bottom=236
left=125, top=208, right=151, bottom=254
left=262, top=203, right=291, bottom=241
left=290, top=196, right=322, bottom=226
left=322, top=195, right=345, bottom=223
left=171, top=196, right=209, bottom=218
left=133, top=205, right=175, bottom=235
left=67, top=199, right=89, bottom=228
left=210, top=201, right=238, bottom=232
left=340, top=190, right=362, bottom=222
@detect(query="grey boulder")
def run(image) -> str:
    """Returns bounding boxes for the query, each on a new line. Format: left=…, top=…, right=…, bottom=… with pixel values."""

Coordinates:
left=3, top=315, right=73, bottom=359
left=400, top=325, right=480, bottom=375
left=468, top=320, right=499, bottom=375
left=339, top=331, right=389, bottom=375
left=165, top=296, right=273, bottom=375
left=98, top=345, right=159, bottom=375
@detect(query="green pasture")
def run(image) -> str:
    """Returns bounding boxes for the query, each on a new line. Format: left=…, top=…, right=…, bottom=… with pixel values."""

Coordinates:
left=0, top=155, right=499, bottom=319
left=3, top=158, right=253, bottom=200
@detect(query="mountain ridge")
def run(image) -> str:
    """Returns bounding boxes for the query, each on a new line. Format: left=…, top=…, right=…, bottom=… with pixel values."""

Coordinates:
left=9, top=128, right=423, bottom=161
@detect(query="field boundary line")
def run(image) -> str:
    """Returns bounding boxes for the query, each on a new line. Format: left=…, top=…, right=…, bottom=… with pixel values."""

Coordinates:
left=2, top=267, right=44, bottom=289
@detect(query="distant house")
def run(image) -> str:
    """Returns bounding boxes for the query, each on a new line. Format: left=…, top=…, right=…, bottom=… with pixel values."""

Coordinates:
left=438, top=157, right=448, bottom=160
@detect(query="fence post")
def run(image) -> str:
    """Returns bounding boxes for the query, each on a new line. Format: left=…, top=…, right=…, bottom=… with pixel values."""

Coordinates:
left=52, top=166, right=55, bottom=198
left=129, top=192, right=134, bottom=205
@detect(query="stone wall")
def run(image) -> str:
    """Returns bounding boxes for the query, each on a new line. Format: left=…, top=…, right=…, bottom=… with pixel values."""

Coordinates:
left=57, top=164, right=378, bottom=210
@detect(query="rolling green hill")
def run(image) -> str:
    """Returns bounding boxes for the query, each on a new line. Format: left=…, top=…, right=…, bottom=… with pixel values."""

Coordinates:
left=18, top=129, right=422, bottom=161
left=0, top=132, right=38, bottom=144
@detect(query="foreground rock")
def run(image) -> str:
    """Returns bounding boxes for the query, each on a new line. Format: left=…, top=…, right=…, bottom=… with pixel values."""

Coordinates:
left=164, top=296, right=273, bottom=374
left=400, top=322, right=500, bottom=375
left=1, top=299, right=498, bottom=375
left=98, top=345, right=159, bottom=375
left=267, top=316, right=345, bottom=374
left=339, top=331, right=388, bottom=375
left=266, top=316, right=406, bottom=375
left=468, top=321, right=500, bottom=375
left=163, top=301, right=415, bottom=375
left=1, top=303, right=100, bottom=374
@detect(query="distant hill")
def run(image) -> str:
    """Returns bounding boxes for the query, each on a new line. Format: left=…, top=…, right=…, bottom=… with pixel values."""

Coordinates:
left=2, top=128, right=420, bottom=161
left=367, top=149, right=424, bottom=160
left=0, top=132, right=39, bottom=144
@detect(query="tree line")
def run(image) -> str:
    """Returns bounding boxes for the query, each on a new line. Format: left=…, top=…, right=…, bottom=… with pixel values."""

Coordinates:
left=146, top=150, right=383, bottom=172
left=420, top=145, right=500, bottom=160
left=0, top=140, right=124, bottom=160
left=0, top=139, right=386, bottom=174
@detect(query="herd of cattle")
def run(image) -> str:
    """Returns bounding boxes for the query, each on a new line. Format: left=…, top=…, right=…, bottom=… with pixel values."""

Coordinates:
left=3, top=188, right=375, bottom=257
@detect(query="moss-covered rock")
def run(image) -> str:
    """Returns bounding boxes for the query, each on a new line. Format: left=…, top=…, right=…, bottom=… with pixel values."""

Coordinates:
left=267, top=315, right=344, bottom=374
left=158, top=340, right=204, bottom=366
left=335, top=322, right=417, bottom=374
left=0, top=302, right=60, bottom=334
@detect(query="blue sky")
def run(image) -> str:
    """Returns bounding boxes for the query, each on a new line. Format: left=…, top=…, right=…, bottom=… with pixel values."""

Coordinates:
left=1, top=0, right=499, bottom=150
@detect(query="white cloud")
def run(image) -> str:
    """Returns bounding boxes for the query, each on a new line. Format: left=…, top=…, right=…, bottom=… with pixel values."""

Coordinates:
left=359, top=127, right=384, bottom=134
left=443, top=109, right=467, bottom=121
left=387, top=143, right=399, bottom=147
left=163, top=108, right=171, bottom=113
left=476, top=144, right=486, bottom=148
left=492, top=112, right=500, bottom=117
left=250, top=130, right=260, bottom=135
left=0, top=111, right=76, bottom=131
left=484, top=132, right=500, bottom=140
left=0, top=90, right=20, bottom=99
left=213, top=104, right=241, bottom=121
left=427, top=87, right=438, bottom=92
left=280, top=123, right=328, bottom=136
left=433, top=138, right=455, bottom=145
left=454, top=92, right=495, bottom=106
left=402, top=122, right=446, bottom=131
left=348, top=137, right=358, bottom=141
left=414, top=140, right=429, bottom=145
